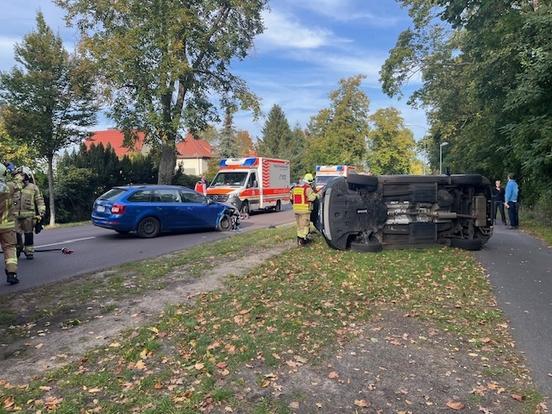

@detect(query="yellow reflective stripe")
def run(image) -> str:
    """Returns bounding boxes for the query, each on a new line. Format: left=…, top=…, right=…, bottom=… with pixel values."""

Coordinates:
left=6, top=258, right=17, bottom=264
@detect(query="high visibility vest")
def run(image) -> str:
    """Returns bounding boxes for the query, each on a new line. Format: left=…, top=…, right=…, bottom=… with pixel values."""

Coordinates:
left=292, top=184, right=312, bottom=214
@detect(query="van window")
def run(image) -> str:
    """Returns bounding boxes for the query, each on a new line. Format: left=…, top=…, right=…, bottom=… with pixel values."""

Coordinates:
left=247, top=173, right=258, bottom=188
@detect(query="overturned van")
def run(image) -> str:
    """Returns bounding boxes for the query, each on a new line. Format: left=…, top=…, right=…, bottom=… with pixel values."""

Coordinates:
left=314, top=174, right=493, bottom=252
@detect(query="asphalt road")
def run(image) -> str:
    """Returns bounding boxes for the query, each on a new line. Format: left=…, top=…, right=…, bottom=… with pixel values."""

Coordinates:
left=1, top=207, right=294, bottom=295
left=476, top=224, right=552, bottom=400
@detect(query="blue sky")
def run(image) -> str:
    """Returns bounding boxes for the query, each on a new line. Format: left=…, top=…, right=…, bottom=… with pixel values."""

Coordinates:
left=0, top=0, right=427, bottom=140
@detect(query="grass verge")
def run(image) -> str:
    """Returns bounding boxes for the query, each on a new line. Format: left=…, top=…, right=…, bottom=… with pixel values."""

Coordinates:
left=521, top=209, right=552, bottom=246
left=0, top=233, right=543, bottom=413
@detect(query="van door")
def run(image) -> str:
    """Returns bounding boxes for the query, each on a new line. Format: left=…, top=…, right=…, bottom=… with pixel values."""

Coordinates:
left=245, top=172, right=260, bottom=209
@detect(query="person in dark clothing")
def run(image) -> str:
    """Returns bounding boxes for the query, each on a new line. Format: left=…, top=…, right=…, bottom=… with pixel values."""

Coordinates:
left=491, top=180, right=507, bottom=225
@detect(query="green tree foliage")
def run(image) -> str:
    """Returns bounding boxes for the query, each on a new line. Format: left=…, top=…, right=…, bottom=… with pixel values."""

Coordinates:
left=368, top=108, right=416, bottom=175
left=288, top=125, right=308, bottom=182
left=0, top=108, right=35, bottom=166
left=306, top=75, right=370, bottom=168
left=0, top=12, right=97, bottom=225
left=56, top=0, right=266, bottom=184
left=217, top=107, right=239, bottom=158
left=257, top=105, right=292, bottom=158
left=381, top=0, right=552, bottom=207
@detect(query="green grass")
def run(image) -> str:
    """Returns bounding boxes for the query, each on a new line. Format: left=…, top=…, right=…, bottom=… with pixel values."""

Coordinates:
left=521, top=209, right=552, bottom=246
left=0, top=234, right=542, bottom=413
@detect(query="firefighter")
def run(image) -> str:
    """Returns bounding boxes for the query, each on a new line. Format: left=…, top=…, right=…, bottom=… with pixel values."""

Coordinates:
left=291, top=173, right=318, bottom=246
left=0, top=163, right=20, bottom=285
left=13, top=166, right=45, bottom=260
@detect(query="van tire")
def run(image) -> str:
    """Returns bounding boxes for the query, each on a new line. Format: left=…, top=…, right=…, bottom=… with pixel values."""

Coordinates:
left=137, top=217, right=160, bottom=238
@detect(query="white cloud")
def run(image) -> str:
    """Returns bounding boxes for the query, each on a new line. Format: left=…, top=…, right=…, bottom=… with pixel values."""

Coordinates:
left=257, top=9, right=342, bottom=50
left=283, top=0, right=402, bottom=26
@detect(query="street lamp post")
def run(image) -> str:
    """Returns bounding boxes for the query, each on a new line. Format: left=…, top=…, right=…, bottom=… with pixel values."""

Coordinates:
left=439, top=142, right=449, bottom=175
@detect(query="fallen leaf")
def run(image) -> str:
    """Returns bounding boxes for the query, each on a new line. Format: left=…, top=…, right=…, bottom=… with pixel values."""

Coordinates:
left=511, top=394, right=525, bottom=402
left=39, top=386, right=52, bottom=391
left=3, top=396, right=15, bottom=410
left=134, top=360, right=146, bottom=370
left=109, top=342, right=121, bottom=348
left=194, top=362, right=205, bottom=371
left=354, top=399, right=370, bottom=408
left=216, top=362, right=228, bottom=370
left=328, top=371, right=339, bottom=379
left=289, top=401, right=300, bottom=409
left=446, top=400, right=465, bottom=410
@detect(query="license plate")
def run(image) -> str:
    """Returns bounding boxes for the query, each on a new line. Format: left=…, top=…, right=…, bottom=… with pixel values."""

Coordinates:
left=96, top=205, right=105, bottom=213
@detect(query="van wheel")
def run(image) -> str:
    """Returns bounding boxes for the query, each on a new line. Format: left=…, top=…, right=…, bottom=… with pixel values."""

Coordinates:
left=137, top=217, right=160, bottom=238
left=240, top=201, right=250, bottom=215
left=274, top=200, right=282, bottom=212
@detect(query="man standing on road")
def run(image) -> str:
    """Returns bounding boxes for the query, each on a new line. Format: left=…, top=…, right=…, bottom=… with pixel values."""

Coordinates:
left=291, top=173, right=318, bottom=246
left=13, top=166, right=45, bottom=260
left=491, top=180, right=507, bottom=225
left=504, top=173, right=519, bottom=229
left=0, top=163, right=21, bottom=285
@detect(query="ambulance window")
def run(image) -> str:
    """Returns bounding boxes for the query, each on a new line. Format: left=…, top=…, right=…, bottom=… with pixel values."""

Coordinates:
left=247, top=173, right=257, bottom=188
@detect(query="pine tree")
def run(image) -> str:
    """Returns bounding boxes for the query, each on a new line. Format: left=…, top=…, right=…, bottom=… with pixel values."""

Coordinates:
left=257, top=105, right=292, bottom=158
left=217, top=107, right=239, bottom=158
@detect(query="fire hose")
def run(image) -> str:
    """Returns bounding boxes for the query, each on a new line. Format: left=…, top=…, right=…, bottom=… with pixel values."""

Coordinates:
left=0, top=247, right=74, bottom=255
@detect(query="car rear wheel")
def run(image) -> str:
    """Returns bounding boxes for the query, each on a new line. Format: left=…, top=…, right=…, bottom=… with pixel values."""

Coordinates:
left=137, top=217, right=160, bottom=238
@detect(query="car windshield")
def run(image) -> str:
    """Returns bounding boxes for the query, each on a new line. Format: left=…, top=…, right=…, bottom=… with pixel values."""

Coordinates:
left=211, top=172, right=248, bottom=187
left=99, top=188, right=126, bottom=200
left=315, top=175, right=337, bottom=186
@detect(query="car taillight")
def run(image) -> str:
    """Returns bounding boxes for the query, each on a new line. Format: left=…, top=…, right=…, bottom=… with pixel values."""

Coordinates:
left=111, top=204, right=125, bottom=214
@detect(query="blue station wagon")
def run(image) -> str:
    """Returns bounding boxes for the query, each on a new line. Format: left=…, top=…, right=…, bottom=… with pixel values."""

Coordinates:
left=91, top=185, right=238, bottom=237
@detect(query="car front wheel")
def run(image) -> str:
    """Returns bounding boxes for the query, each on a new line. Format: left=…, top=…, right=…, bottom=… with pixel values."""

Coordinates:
left=137, top=217, right=160, bottom=238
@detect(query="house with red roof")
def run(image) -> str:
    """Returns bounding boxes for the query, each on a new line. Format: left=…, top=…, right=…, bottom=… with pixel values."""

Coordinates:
left=85, top=129, right=213, bottom=176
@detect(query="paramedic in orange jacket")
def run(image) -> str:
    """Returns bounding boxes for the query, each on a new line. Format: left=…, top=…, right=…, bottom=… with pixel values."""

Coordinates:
left=291, top=173, right=318, bottom=246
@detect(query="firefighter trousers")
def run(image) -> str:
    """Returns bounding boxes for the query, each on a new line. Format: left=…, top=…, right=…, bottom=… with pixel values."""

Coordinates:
left=0, top=229, right=17, bottom=274
left=16, top=217, right=34, bottom=256
left=295, top=213, right=311, bottom=239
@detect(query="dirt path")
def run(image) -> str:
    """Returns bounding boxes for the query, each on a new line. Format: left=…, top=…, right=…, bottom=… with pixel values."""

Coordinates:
left=0, top=244, right=293, bottom=384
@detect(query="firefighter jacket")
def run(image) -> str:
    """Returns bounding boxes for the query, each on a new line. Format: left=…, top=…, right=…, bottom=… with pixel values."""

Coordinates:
left=13, top=181, right=46, bottom=218
left=0, top=181, right=20, bottom=231
left=291, top=183, right=317, bottom=214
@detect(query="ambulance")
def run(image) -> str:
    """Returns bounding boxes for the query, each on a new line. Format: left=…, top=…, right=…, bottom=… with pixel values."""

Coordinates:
left=315, top=165, right=355, bottom=190
left=206, top=157, right=290, bottom=214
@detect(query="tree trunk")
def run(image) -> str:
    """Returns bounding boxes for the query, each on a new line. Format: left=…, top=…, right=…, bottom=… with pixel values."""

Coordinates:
left=47, top=154, right=56, bottom=226
left=158, top=141, right=177, bottom=184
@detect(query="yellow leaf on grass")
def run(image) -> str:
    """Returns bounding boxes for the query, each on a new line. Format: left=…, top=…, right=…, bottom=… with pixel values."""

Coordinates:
left=134, top=360, right=146, bottom=370
left=194, top=363, right=205, bottom=371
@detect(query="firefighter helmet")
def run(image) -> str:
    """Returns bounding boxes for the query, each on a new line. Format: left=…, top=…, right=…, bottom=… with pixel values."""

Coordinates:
left=304, top=173, right=314, bottom=183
